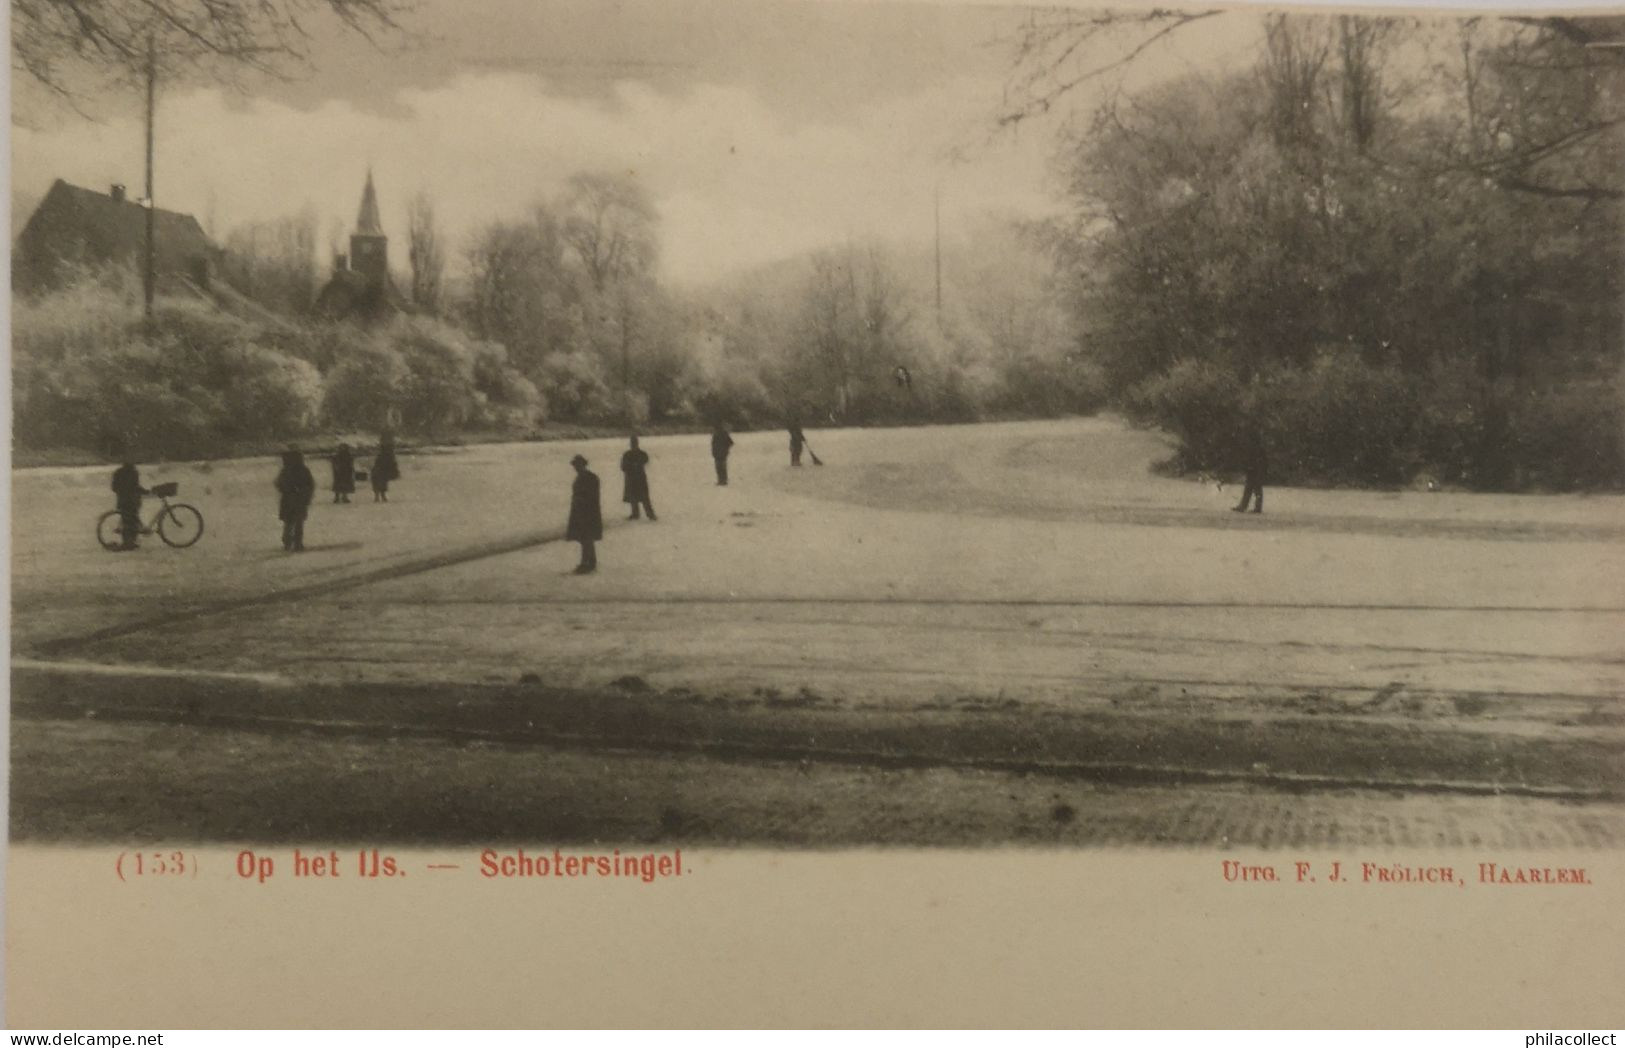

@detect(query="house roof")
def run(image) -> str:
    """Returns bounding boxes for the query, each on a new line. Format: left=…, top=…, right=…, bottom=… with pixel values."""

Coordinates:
left=313, top=266, right=409, bottom=322
left=13, top=179, right=216, bottom=291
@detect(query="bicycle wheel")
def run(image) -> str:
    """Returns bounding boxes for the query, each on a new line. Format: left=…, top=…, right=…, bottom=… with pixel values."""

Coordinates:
left=158, top=504, right=205, bottom=548
left=96, top=511, right=126, bottom=551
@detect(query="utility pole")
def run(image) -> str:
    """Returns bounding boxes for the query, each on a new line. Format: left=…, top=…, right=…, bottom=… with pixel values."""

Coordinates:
left=934, top=180, right=942, bottom=332
left=622, top=305, right=632, bottom=432
left=143, top=33, right=157, bottom=319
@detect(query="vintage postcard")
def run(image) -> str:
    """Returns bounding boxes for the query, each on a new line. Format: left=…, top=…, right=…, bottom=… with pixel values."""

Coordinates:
left=6, top=0, right=1623, bottom=1028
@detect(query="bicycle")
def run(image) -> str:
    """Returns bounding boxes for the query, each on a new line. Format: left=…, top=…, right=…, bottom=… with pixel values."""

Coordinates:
left=97, top=482, right=205, bottom=550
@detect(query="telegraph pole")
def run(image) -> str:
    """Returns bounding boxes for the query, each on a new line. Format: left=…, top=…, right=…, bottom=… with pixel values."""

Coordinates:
left=934, top=180, right=943, bottom=331
left=143, top=33, right=157, bottom=319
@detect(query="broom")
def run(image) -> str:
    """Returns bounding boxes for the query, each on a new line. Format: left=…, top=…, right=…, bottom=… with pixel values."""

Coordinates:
left=805, top=440, right=823, bottom=466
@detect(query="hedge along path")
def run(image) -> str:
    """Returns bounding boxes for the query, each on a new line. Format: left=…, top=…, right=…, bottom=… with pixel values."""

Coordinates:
left=29, top=523, right=580, bottom=657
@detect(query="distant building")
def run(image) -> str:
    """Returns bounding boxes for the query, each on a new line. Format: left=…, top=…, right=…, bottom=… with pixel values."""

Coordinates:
left=313, top=169, right=408, bottom=322
left=12, top=179, right=218, bottom=294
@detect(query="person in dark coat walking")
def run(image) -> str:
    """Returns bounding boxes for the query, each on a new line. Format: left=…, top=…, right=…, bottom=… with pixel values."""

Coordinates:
left=331, top=443, right=356, bottom=503
left=711, top=423, right=734, bottom=486
left=1232, top=424, right=1268, bottom=514
left=111, top=459, right=147, bottom=550
left=788, top=423, right=805, bottom=467
left=371, top=430, right=400, bottom=502
left=276, top=448, right=316, bottom=551
left=620, top=436, right=656, bottom=520
left=567, top=454, right=603, bottom=573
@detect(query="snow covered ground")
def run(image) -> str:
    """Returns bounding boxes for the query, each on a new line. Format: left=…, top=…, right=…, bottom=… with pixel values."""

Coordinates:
left=16, top=416, right=1623, bottom=710
left=11, top=415, right=1625, bottom=844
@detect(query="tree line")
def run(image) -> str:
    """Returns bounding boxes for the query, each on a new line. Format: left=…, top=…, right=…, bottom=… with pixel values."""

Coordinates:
left=12, top=3, right=1622, bottom=489
left=1044, top=14, right=1624, bottom=489
left=12, top=167, right=1093, bottom=461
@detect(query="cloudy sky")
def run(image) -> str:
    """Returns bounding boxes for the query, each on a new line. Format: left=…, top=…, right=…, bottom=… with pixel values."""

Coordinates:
left=11, top=0, right=1262, bottom=286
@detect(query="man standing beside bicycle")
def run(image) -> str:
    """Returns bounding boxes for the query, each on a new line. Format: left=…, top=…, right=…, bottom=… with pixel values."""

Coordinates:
left=111, top=458, right=147, bottom=551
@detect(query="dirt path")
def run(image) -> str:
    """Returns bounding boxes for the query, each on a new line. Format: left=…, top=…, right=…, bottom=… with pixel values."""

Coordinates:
left=15, top=717, right=1624, bottom=847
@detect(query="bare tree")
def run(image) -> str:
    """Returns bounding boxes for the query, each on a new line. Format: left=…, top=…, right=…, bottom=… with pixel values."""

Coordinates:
left=1445, top=18, right=1625, bottom=201
left=795, top=244, right=916, bottom=422
left=13, top=0, right=411, bottom=102
left=406, top=190, right=444, bottom=316
left=997, top=9, right=1625, bottom=199
left=560, top=172, right=660, bottom=293
left=804, top=250, right=852, bottom=420
left=463, top=206, right=574, bottom=371
left=996, top=7, right=1223, bottom=130
left=1260, top=14, right=1331, bottom=150
left=222, top=206, right=319, bottom=314
left=859, top=246, right=912, bottom=377
left=1335, top=15, right=1391, bottom=153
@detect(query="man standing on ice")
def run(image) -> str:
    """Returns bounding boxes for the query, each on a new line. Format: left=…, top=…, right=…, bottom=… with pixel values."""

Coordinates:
left=711, top=423, right=734, bottom=486
left=1232, top=423, right=1268, bottom=514
left=621, top=436, right=656, bottom=520
left=567, top=454, right=603, bottom=574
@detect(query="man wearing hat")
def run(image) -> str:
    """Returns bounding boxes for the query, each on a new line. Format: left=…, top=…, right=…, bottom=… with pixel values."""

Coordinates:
left=567, top=454, right=603, bottom=574
left=110, top=454, right=148, bottom=551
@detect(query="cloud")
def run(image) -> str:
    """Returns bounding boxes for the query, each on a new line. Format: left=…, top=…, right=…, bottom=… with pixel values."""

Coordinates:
left=12, top=70, right=1054, bottom=284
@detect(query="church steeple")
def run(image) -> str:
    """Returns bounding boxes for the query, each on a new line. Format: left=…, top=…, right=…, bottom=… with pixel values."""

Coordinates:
left=349, top=169, right=388, bottom=290
left=356, top=168, right=384, bottom=236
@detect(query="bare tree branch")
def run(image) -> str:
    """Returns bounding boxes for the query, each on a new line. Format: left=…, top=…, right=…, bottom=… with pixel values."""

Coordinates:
left=13, top=0, right=414, bottom=102
left=995, top=8, right=1223, bottom=130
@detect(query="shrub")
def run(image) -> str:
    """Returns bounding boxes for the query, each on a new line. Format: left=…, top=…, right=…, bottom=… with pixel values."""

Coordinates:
left=321, top=341, right=411, bottom=432
left=266, top=321, right=367, bottom=372
left=388, top=317, right=481, bottom=434
left=13, top=286, right=322, bottom=458
left=1408, top=360, right=1488, bottom=487
left=92, top=350, right=227, bottom=459
left=688, top=368, right=777, bottom=428
left=1510, top=382, right=1625, bottom=490
left=470, top=340, right=544, bottom=428
left=1251, top=354, right=1419, bottom=485
left=994, top=355, right=1109, bottom=417
left=144, top=300, right=259, bottom=366
left=1128, top=353, right=1434, bottom=484
left=1125, top=358, right=1246, bottom=473
left=217, top=345, right=323, bottom=441
left=918, top=362, right=995, bottom=423
left=11, top=278, right=136, bottom=363
left=536, top=350, right=622, bottom=424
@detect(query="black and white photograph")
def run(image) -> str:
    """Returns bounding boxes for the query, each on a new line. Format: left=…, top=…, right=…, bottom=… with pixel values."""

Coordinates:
left=6, top=0, right=1625, bottom=1029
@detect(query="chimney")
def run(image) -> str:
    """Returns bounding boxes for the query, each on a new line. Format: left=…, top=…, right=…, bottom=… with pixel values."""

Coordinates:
left=333, top=252, right=348, bottom=273
left=110, top=184, right=127, bottom=203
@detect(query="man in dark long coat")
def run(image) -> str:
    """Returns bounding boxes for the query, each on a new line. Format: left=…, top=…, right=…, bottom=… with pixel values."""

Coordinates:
left=111, top=459, right=147, bottom=550
left=711, top=423, right=734, bottom=486
left=620, top=436, right=656, bottom=521
left=1232, top=424, right=1268, bottom=514
left=788, top=423, right=805, bottom=467
left=567, top=454, right=603, bottom=574
left=276, top=448, right=316, bottom=552
left=371, top=430, right=400, bottom=503
left=331, top=443, right=356, bottom=504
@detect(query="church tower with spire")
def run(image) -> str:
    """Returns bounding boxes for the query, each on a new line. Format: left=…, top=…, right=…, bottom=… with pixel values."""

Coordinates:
left=349, top=169, right=388, bottom=292
left=313, top=168, right=407, bottom=321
